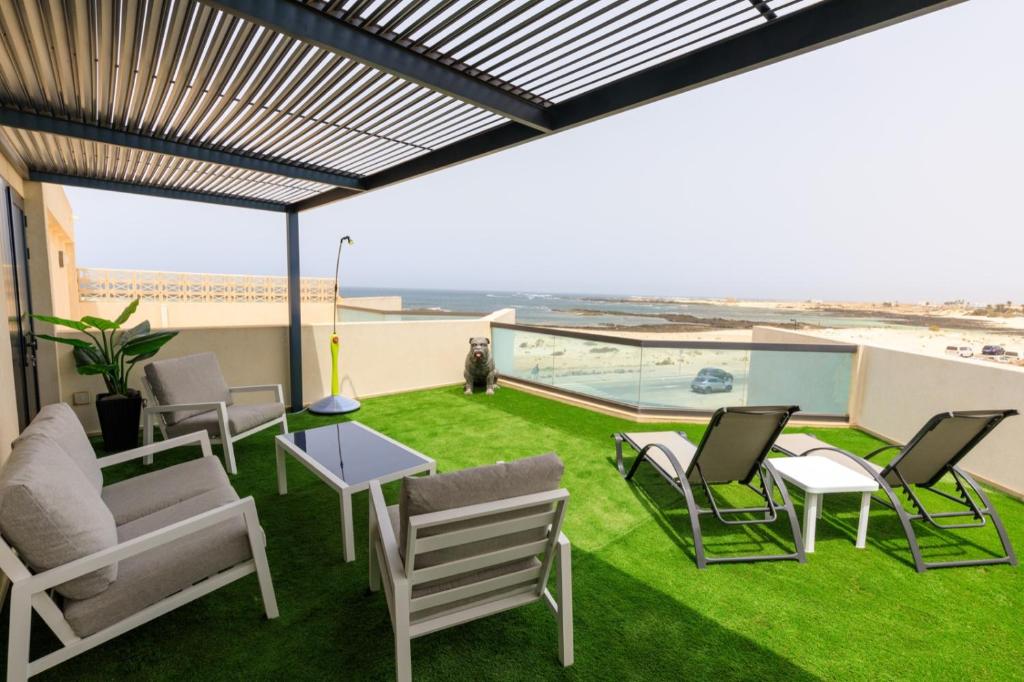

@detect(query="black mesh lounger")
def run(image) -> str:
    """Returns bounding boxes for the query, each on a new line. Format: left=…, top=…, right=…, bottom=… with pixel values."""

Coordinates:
left=614, top=406, right=805, bottom=569
left=772, top=409, right=1018, bottom=572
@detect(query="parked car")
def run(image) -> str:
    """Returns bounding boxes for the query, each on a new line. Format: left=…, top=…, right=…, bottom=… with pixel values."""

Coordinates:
left=691, top=367, right=734, bottom=393
left=997, top=351, right=1019, bottom=364
left=982, top=345, right=1005, bottom=356
left=945, top=345, right=973, bottom=358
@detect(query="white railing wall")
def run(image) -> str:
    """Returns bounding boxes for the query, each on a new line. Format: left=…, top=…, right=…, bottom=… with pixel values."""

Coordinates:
left=56, top=309, right=516, bottom=434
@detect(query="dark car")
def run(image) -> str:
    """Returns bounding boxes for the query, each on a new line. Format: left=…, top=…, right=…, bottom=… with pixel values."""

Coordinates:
left=690, top=367, right=734, bottom=394
left=982, top=345, right=1005, bottom=356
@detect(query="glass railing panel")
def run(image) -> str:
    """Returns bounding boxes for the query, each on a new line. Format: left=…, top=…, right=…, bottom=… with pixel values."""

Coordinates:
left=492, top=326, right=555, bottom=386
left=746, top=349, right=853, bottom=415
left=639, top=347, right=749, bottom=410
left=492, top=324, right=855, bottom=418
left=550, top=335, right=642, bottom=406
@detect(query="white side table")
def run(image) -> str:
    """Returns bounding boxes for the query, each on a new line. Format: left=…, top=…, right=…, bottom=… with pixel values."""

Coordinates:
left=769, top=455, right=879, bottom=553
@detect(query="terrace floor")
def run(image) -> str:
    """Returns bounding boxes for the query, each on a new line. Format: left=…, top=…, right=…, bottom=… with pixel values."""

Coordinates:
left=6, top=387, right=1022, bottom=680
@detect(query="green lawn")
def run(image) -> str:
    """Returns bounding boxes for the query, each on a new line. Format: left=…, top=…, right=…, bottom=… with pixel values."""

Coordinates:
left=6, top=386, right=1022, bottom=680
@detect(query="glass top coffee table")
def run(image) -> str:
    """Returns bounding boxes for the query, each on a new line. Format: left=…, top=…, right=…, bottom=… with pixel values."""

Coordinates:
left=275, top=421, right=435, bottom=562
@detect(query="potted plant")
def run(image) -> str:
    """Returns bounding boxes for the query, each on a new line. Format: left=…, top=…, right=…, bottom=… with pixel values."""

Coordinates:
left=32, top=299, right=178, bottom=452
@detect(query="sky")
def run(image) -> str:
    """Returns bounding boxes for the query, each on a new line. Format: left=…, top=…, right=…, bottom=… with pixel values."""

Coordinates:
left=68, top=0, right=1024, bottom=304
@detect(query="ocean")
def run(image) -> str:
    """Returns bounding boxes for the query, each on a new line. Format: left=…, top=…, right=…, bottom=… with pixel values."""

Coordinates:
left=340, top=287, right=889, bottom=329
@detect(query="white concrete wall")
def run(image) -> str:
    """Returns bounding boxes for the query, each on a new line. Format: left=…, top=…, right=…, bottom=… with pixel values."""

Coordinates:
left=56, top=309, right=516, bottom=433
left=855, top=346, right=1024, bottom=496
left=753, top=326, right=1024, bottom=496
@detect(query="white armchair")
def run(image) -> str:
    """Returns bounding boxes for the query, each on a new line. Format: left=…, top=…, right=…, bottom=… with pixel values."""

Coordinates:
left=367, top=454, right=573, bottom=681
left=141, top=352, right=288, bottom=474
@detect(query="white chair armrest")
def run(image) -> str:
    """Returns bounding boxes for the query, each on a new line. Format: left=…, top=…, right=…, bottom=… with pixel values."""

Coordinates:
left=97, top=431, right=214, bottom=469
left=556, top=532, right=570, bottom=550
left=143, top=401, right=225, bottom=414
left=229, top=384, right=285, bottom=403
left=369, top=481, right=407, bottom=586
left=22, top=497, right=257, bottom=594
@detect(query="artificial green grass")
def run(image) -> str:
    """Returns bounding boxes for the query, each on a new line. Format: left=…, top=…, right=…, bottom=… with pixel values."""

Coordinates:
left=5, top=386, right=1022, bottom=680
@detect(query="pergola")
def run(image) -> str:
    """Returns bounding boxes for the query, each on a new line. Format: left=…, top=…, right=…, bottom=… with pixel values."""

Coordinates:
left=0, top=0, right=963, bottom=409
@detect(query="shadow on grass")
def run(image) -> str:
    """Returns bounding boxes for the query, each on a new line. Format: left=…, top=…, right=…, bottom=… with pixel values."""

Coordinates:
left=616, top=455, right=805, bottom=566
left=0, top=436, right=818, bottom=682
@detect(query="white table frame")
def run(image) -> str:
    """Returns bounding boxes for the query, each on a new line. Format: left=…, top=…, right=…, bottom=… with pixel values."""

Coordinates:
left=769, top=455, right=878, bottom=553
left=275, top=422, right=435, bottom=563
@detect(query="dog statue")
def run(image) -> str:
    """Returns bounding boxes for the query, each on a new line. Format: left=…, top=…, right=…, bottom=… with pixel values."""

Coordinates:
left=464, top=337, right=498, bottom=395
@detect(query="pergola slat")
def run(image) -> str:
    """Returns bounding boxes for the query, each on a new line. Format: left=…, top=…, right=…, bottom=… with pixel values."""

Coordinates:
left=201, top=0, right=554, bottom=132
left=0, top=107, right=364, bottom=189
left=296, top=0, right=965, bottom=211
left=0, top=0, right=967, bottom=213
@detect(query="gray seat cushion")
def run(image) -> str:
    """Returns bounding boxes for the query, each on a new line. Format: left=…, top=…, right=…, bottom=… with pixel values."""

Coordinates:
left=102, top=456, right=231, bottom=525
left=14, top=403, right=101, bottom=492
left=165, top=402, right=285, bottom=439
left=0, top=435, right=117, bottom=599
left=398, top=453, right=564, bottom=581
left=63, top=485, right=252, bottom=637
left=144, top=353, right=232, bottom=426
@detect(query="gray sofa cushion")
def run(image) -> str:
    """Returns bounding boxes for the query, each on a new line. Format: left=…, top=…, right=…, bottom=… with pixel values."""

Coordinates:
left=15, top=403, right=101, bottom=492
left=63, top=485, right=252, bottom=637
left=144, top=353, right=232, bottom=426
left=398, top=453, right=564, bottom=574
left=102, top=456, right=231, bottom=525
left=0, top=435, right=117, bottom=599
left=165, top=402, right=285, bottom=439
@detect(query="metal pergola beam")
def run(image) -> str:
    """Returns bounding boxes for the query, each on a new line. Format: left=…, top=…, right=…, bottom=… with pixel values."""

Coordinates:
left=28, top=171, right=289, bottom=212
left=201, top=0, right=553, bottom=133
left=0, top=108, right=364, bottom=190
left=748, top=0, right=778, bottom=22
left=285, top=209, right=303, bottom=411
left=549, top=0, right=965, bottom=130
left=293, top=0, right=964, bottom=212
left=295, top=123, right=543, bottom=211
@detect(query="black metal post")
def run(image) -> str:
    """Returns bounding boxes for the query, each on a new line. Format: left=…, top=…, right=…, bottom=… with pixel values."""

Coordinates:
left=286, top=209, right=303, bottom=411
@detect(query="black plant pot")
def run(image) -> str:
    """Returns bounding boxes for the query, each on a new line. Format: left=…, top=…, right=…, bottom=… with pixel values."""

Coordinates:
left=95, top=390, right=143, bottom=453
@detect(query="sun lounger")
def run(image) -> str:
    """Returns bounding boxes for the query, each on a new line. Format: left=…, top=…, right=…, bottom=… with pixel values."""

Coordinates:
left=773, top=410, right=1018, bottom=572
left=614, top=406, right=804, bottom=568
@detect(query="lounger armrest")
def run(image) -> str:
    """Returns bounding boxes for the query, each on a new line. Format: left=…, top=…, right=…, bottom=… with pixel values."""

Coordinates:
left=369, top=481, right=407, bottom=586
left=230, top=384, right=285, bottom=403
left=143, top=401, right=226, bottom=414
left=20, top=497, right=256, bottom=594
left=864, top=444, right=901, bottom=460
left=97, top=431, right=215, bottom=468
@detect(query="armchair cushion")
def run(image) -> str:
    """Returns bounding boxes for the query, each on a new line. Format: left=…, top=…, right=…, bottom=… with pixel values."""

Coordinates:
left=102, top=456, right=231, bottom=525
left=399, top=453, right=563, bottom=569
left=0, top=435, right=118, bottom=599
left=144, top=352, right=232, bottom=426
left=14, top=403, right=101, bottom=492
left=165, top=402, right=285, bottom=439
left=63, top=485, right=252, bottom=637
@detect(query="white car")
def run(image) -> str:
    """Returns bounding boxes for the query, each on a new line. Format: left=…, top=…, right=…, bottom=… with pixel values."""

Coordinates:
left=957, top=346, right=974, bottom=358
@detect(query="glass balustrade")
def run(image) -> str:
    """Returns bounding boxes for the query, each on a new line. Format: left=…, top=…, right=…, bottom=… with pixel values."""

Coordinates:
left=492, top=325, right=854, bottom=417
